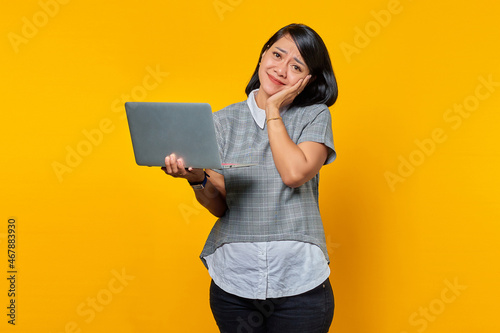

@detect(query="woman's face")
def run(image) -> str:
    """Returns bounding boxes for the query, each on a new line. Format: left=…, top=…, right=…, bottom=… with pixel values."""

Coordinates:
left=257, top=34, right=310, bottom=100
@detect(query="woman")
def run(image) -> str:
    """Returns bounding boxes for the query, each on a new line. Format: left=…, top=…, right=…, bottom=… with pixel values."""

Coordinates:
left=163, top=23, right=338, bottom=333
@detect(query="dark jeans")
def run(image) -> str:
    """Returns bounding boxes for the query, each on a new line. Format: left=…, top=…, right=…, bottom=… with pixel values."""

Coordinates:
left=210, top=279, right=334, bottom=333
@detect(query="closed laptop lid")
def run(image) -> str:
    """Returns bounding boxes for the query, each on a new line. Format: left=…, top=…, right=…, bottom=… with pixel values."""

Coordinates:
left=125, top=102, right=223, bottom=169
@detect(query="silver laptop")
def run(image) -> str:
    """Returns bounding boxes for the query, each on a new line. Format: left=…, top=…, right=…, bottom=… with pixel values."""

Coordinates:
left=124, top=102, right=255, bottom=169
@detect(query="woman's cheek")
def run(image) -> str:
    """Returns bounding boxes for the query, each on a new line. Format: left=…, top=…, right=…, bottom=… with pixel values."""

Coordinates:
left=289, top=76, right=302, bottom=86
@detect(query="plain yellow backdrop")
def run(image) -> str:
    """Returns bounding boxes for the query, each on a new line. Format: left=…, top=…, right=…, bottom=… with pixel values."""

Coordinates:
left=1, top=0, right=499, bottom=332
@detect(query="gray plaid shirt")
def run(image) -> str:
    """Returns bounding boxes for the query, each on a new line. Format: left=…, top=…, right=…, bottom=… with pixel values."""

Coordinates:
left=200, top=100, right=336, bottom=267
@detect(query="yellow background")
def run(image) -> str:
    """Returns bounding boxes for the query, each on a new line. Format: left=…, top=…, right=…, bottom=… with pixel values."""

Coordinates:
left=1, top=0, right=499, bottom=332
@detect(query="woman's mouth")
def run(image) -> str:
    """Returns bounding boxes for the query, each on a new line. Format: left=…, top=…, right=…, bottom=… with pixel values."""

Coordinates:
left=268, top=74, right=285, bottom=85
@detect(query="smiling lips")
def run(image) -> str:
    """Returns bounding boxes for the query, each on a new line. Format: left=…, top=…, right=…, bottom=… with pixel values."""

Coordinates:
left=268, top=73, right=285, bottom=85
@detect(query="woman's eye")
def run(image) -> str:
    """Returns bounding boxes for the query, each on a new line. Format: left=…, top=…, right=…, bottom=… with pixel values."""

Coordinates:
left=292, top=65, right=302, bottom=72
left=273, top=52, right=281, bottom=58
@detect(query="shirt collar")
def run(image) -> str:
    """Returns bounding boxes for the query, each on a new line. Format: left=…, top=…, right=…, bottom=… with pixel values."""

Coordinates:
left=247, top=89, right=266, bottom=129
left=246, top=89, right=288, bottom=129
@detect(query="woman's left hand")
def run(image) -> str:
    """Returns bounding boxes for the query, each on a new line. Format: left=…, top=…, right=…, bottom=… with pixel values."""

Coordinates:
left=265, top=74, right=312, bottom=114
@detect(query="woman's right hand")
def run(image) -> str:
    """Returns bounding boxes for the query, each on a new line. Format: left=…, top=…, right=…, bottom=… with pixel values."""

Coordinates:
left=161, top=153, right=205, bottom=183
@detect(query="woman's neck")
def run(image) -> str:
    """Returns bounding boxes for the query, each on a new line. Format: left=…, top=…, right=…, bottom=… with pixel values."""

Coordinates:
left=255, top=89, right=269, bottom=110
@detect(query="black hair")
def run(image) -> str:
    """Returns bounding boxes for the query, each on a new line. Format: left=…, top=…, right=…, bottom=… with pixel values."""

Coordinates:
left=245, top=23, right=338, bottom=108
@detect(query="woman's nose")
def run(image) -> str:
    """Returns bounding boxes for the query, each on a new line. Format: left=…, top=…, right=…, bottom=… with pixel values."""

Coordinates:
left=275, top=63, right=287, bottom=77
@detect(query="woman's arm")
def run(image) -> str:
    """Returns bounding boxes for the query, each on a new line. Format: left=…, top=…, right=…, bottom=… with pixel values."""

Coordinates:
left=195, top=169, right=227, bottom=217
left=265, top=76, right=329, bottom=188
left=267, top=120, right=328, bottom=188
left=162, top=154, right=228, bottom=217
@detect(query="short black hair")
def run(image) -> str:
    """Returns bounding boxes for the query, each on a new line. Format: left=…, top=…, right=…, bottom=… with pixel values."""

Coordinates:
left=245, top=23, right=338, bottom=108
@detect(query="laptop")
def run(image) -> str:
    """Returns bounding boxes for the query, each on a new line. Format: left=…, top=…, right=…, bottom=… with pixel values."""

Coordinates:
left=124, top=102, right=255, bottom=169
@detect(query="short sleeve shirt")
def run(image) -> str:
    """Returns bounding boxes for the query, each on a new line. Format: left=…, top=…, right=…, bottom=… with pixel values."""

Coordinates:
left=200, top=100, right=336, bottom=266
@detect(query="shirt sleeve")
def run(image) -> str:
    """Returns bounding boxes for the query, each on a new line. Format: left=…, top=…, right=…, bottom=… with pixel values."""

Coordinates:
left=296, top=106, right=336, bottom=165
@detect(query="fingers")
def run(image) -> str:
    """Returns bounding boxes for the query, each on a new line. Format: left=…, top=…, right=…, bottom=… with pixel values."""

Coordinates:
left=176, top=158, right=187, bottom=174
left=296, top=74, right=312, bottom=94
left=162, top=155, right=206, bottom=184
left=163, top=154, right=187, bottom=177
left=267, top=76, right=308, bottom=108
left=164, top=155, right=172, bottom=174
left=282, top=75, right=312, bottom=104
left=281, top=74, right=311, bottom=101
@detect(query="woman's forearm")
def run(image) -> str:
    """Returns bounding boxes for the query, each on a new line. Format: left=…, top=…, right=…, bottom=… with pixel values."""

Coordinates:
left=163, top=155, right=228, bottom=217
left=266, top=107, right=327, bottom=188
left=193, top=180, right=228, bottom=217
left=267, top=119, right=307, bottom=186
